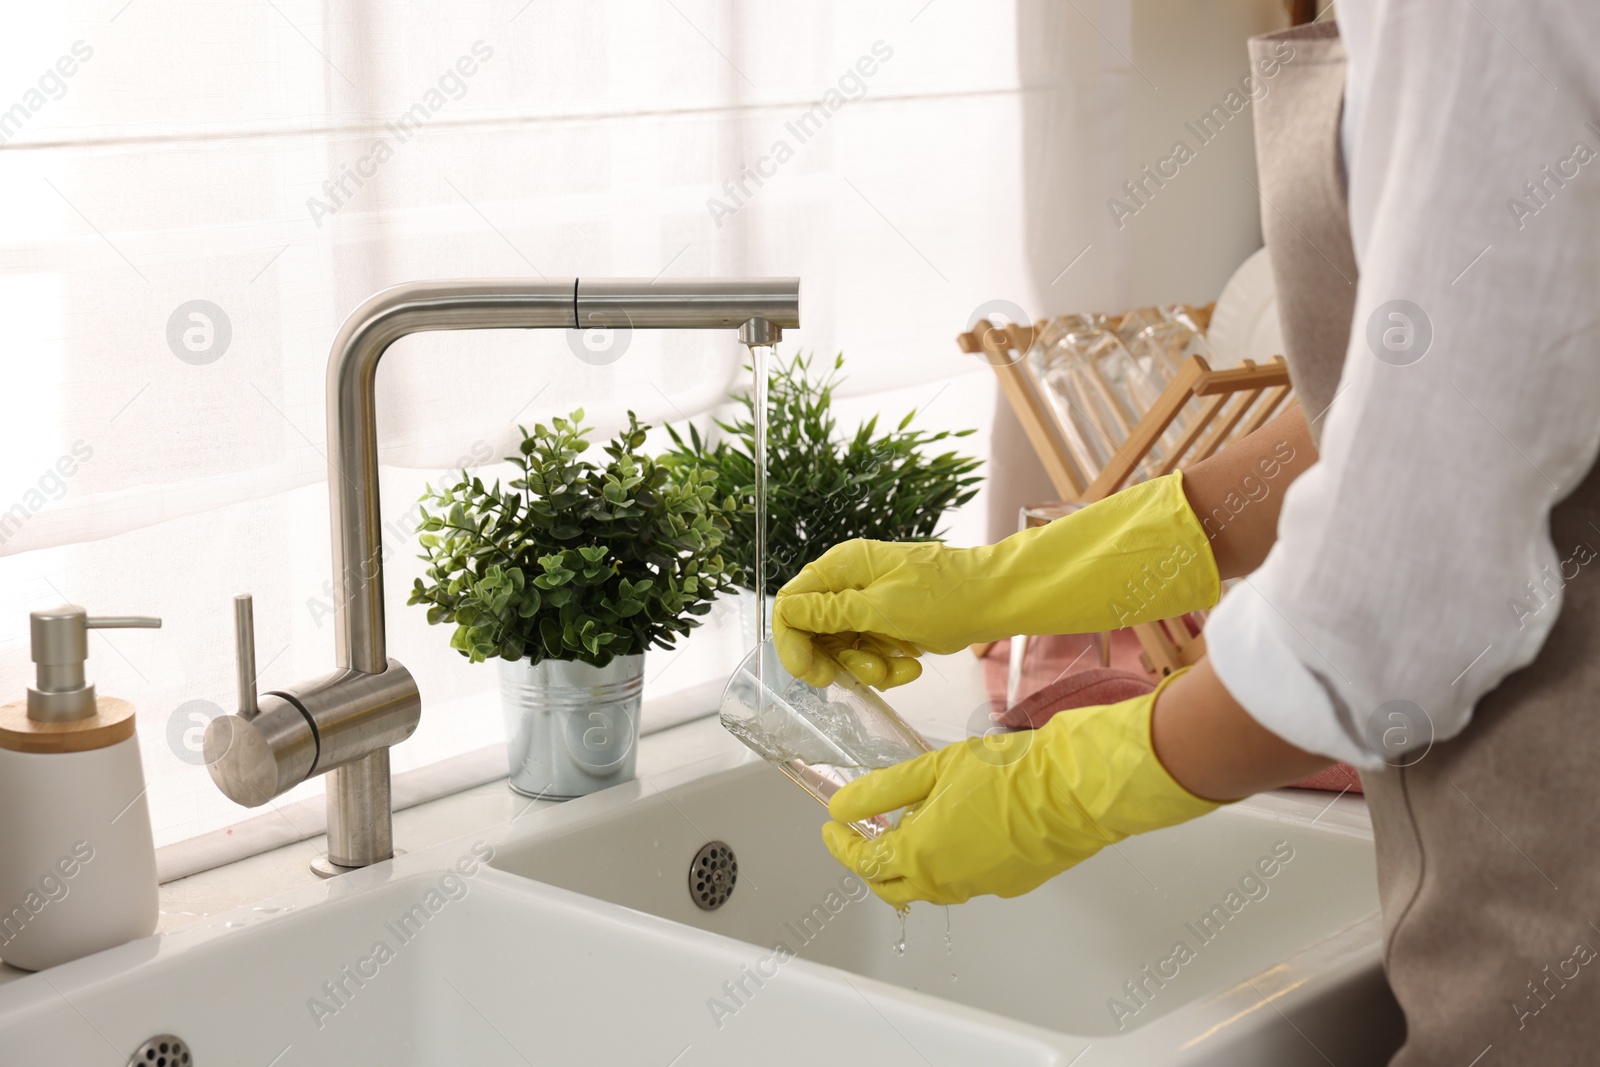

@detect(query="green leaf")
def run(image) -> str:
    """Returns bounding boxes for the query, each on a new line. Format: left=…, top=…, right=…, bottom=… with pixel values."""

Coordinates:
left=539, top=617, right=563, bottom=658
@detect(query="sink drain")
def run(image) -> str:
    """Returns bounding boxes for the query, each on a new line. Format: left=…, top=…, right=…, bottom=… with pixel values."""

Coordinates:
left=127, top=1035, right=191, bottom=1067
left=690, top=841, right=738, bottom=910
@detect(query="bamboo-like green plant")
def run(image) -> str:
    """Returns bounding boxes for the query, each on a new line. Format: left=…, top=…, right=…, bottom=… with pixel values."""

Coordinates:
left=409, top=410, right=736, bottom=667
left=662, top=352, right=983, bottom=594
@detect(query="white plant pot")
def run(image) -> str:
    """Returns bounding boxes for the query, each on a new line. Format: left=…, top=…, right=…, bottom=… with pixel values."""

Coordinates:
left=498, top=654, right=644, bottom=800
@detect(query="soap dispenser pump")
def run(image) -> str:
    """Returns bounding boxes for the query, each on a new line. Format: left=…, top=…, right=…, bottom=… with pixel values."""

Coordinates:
left=0, top=605, right=161, bottom=971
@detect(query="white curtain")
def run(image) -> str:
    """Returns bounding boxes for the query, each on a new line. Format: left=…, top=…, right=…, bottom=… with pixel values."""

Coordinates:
left=0, top=0, right=1130, bottom=847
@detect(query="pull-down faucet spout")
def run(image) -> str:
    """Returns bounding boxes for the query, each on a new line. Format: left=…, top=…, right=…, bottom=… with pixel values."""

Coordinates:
left=205, top=278, right=799, bottom=873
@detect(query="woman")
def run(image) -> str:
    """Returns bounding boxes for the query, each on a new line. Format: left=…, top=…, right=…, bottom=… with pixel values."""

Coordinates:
left=773, top=3, right=1600, bottom=1062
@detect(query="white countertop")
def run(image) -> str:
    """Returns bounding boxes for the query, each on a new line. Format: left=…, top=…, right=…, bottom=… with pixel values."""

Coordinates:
left=0, top=648, right=1369, bottom=987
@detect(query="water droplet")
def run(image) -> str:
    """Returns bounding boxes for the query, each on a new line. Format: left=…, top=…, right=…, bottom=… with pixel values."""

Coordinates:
left=943, top=906, right=956, bottom=981
left=891, top=907, right=908, bottom=956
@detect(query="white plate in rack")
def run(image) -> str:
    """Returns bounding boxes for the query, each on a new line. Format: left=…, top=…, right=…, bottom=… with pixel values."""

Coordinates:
left=1207, top=246, right=1284, bottom=366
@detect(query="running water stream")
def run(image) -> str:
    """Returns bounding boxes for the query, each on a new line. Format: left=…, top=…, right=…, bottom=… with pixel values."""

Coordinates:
left=751, top=344, right=773, bottom=763
left=752, top=344, right=772, bottom=644
left=747, top=344, right=932, bottom=961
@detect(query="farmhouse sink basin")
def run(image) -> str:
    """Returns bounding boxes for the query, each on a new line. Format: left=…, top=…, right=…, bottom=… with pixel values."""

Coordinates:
left=0, top=730, right=1404, bottom=1065
left=492, top=752, right=1405, bottom=1063
left=0, top=859, right=1044, bottom=1066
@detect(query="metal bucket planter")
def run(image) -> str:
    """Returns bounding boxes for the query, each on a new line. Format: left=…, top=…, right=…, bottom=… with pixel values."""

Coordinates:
left=498, top=654, right=644, bottom=799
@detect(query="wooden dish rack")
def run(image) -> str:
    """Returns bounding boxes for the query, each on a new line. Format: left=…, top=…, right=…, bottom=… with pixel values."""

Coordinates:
left=958, top=307, right=1295, bottom=678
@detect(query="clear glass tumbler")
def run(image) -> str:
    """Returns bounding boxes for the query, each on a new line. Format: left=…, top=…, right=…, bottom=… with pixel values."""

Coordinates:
left=721, top=641, right=933, bottom=839
left=1127, top=317, right=1220, bottom=381
left=1036, top=329, right=1171, bottom=482
left=1034, top=312, right=1108, bottom=355
left=1114, top=305, right=1166, bottom=346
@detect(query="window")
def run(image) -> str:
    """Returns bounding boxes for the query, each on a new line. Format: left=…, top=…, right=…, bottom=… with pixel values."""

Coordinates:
left=0, top=1, right=1132, bottom=849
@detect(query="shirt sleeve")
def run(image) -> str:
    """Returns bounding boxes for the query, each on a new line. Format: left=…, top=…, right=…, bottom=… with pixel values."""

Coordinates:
left=1205, top=0, right=1600, bottom=769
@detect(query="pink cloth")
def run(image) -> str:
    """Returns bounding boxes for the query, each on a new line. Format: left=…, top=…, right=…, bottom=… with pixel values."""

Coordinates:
left=979, top=635, right=1363, bottom=795
left=994, top=667, right=1154, bottom=730
left=1285, top=762, right=1363, bottom=794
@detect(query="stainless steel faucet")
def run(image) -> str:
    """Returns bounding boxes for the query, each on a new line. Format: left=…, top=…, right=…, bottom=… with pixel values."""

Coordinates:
left=204, top=278, right=800, bottom=874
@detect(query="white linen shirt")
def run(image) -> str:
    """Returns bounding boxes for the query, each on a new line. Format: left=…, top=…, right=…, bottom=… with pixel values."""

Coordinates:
left=1205, top=0, right=1600, bottom=769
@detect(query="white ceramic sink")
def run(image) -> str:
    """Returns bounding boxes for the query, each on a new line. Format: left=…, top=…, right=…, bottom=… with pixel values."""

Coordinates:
left=0, top=739, right=1404, bottom=1066
left=492, top=751, right=1405, bottom=1063
left=0, top=848, right=1042, bottom=1065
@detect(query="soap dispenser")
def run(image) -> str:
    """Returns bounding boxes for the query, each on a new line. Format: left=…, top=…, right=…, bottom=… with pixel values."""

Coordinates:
left=0, top=605, right=161, bottom=971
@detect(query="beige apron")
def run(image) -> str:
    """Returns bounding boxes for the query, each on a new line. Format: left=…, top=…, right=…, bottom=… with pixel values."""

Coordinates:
left=1251, top=22, right=1600, bottom=1065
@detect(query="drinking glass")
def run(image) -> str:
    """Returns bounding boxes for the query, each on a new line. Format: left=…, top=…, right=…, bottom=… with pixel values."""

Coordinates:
left=1036, top=329, right=1170, bottom=482
left=1114, top=306, right=1165, bottom=346
left=1127, top=317, right=1221, bottom=380
left=721, top=641, right=933, bottom=839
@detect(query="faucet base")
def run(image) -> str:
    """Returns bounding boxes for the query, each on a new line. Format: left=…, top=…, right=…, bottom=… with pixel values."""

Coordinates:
left=310, top=847, right=406, bottom=879
left=323, top=748, right=396, bottom=868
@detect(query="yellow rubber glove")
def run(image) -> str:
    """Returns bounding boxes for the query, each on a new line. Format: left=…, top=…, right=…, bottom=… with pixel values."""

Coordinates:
left=821, top=670, right=1221, bottom=908
left=773, top=471, right=1218, bottom=689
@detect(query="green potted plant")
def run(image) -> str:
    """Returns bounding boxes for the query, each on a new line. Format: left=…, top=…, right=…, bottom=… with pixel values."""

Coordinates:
left=664, top=352, right=983, bottom=645
left=410, top=409, right=735, bottom=798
